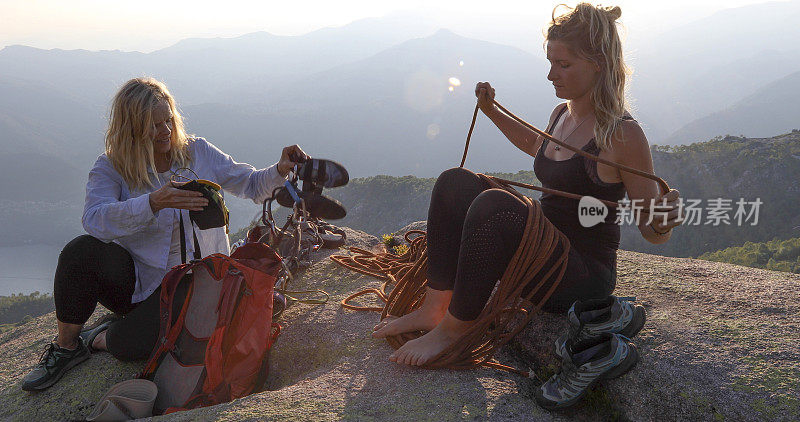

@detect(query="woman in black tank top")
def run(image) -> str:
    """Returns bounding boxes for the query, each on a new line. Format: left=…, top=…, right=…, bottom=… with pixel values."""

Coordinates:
left=373, top=4, right=684, bottom=367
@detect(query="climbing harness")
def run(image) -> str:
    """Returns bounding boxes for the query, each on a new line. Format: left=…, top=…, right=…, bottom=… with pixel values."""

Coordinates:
left=332, top=99, right=671, bottom=377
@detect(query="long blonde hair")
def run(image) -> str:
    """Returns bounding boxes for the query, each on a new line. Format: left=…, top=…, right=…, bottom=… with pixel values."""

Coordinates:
left=546, top=3, right=630, bottom=150
left=105, top=77, right=191, bottom=191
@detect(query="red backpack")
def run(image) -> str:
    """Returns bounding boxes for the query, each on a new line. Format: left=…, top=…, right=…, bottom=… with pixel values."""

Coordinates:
left=140, top=241, right=282, bottom=414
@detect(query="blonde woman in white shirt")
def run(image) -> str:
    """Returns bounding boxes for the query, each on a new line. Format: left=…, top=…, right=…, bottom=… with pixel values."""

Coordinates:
left=22, top=77, right=308, bottom=391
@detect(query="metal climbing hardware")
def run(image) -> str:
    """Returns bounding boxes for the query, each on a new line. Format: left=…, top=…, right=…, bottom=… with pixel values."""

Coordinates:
left=244, top=157, right=351, bottom=319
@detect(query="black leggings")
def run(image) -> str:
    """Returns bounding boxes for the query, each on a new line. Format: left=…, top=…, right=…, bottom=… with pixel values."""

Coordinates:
left=54, top=235, right=160, bottom=361
left=425, top=168, right=615, bottom=320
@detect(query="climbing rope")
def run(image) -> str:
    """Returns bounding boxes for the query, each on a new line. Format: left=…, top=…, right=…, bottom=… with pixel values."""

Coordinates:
left=331, top=99, right=671, bottom=376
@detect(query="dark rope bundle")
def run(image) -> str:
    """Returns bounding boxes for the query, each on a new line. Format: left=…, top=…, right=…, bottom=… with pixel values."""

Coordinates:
left=331, top=99, right=671, bottom=376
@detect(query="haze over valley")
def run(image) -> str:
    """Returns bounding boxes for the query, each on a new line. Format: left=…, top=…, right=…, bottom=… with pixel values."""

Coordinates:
left=1, top=1, right=799, bottom=294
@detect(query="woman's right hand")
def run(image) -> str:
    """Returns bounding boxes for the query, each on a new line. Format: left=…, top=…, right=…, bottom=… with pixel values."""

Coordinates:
left=148, top=183, right=208, bottom=213
left=475, top=81, right=496, bottom=112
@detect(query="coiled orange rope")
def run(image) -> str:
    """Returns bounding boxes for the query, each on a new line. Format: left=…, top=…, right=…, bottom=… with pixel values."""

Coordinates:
left=331, top=100, right=670, bottom=376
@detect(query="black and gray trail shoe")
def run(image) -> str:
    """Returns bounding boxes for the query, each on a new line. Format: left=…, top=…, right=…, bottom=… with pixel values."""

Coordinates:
left=555, top=295, right=646, bottom=358
left=21, top=339, right=90, bottom=391
left=536, top=333, right=639, bottom=410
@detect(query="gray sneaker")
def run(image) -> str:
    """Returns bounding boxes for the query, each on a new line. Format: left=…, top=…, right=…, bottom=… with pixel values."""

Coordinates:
left=536, top=333, right=639, bottom=410
left=21, top=339, right=90, bottom=391
left=555, top=295, right=645, bottom=358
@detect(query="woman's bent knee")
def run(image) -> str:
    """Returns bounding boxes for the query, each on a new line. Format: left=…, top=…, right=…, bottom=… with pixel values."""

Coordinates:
left=434, top=167, right=479, bottom=190
left=60, top=234, right=103, bottom=261
left=466, top=189, right=527, bottom=222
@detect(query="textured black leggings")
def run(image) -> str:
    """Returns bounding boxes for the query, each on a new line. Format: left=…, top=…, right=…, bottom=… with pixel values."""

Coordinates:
left=425, top=168, right=615, bottom=320
left=54, top=235, right=160, bottom=361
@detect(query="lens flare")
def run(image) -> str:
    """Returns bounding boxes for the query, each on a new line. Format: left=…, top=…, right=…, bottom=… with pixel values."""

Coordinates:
left=403, top=69, right=443, bottom=112
left=448, top=77, right=461, bottom=86
left=459, top=60, right=464, bottom=66
left=427, top=123, right=440, bottom=140
left=448, top=86, right=454, bottom=92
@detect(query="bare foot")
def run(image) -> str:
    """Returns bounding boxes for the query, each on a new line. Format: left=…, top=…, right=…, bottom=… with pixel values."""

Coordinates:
left=92, top=329, right=108, bottom=351
left=372, top=287, right=452, bottom=339
left=372, top=316, right=398, bottom=333
left=389, top=311, right=474, bottom=366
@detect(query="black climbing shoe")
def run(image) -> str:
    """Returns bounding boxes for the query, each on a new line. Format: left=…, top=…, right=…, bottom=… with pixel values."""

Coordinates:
left=297, top=158, right=349, bottom=188
left=79, top=314, right=120, bottom=353
left=21, top=339, right=90, bottom=391
left=275, top=186, right=347, bottom=220
left=312, top=219, right=346, bottom=249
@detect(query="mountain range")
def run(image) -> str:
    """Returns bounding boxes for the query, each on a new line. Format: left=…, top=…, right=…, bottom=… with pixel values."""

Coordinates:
left=1, top=1, right=799, bottom=253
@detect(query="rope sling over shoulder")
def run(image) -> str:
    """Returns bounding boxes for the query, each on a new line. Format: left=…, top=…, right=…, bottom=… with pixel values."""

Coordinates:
left=331, top=100, right=671, bottom=377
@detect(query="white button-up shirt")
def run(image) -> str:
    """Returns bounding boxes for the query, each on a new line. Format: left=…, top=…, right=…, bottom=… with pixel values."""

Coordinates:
left=82, top=137, right=284, bottom=303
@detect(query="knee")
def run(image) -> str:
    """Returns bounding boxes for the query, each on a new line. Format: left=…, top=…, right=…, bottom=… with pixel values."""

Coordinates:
left=433, top=168, right=478, bottom=194
left=466, top=189, right=527, bottom=223
left=60, top=235, right=101, bottom=262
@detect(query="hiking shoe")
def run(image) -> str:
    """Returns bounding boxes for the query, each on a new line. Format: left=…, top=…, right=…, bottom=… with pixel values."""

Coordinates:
left=555, top=295, right=645, bottom=358
left=536, top=333, right=639, bottom=410
left=79, top=314, right=120, bottom=353
left=21, top=339, right=90, bottom=391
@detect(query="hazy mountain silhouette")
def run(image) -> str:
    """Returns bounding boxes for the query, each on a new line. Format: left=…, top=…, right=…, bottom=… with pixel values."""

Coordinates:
left=2, top=3, right=800, bottom=252
left=0, top=13, right=437, bottom=107
left=182, top=29, right=557, bottom=178
left=0, top=77, right=104, bottom=163
left=3, top=4, right=800, bottom=149
left=631, top=0, right=800, bottom=140
left=665, top=70, right=800, bottom=144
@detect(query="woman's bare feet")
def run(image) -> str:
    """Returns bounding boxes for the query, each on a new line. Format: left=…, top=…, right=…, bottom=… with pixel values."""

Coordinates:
left=389, top=310, right=474, bottom=366
left=372, top=287, right=452, bottom=338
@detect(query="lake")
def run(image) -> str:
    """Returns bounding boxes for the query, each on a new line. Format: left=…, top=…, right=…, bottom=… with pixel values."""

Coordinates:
left=0, top=244, right=62, bottom=296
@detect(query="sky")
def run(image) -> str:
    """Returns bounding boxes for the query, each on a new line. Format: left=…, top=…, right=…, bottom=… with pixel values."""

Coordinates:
left=0, top=0, right=784, bottom=53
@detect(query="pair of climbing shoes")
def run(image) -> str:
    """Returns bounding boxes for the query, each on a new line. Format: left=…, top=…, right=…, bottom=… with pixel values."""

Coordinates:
left=275, top=158, right=349, bottom=220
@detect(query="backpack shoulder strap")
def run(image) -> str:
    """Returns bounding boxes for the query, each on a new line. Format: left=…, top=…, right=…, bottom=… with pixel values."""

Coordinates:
left=179, top=211, right=202, bottom=263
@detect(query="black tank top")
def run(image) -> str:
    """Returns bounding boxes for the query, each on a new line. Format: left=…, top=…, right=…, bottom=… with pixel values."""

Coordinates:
left=533, top=105, right=629, bottom=265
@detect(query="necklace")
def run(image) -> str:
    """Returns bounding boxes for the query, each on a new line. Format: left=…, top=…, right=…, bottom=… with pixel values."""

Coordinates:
left=554, top=111, right=592, bottom=151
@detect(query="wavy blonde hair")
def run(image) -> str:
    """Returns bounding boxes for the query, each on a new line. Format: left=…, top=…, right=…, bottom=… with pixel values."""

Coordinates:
left=546, top=3, right=631, bottom=151
left=105, top=77, right=191, bottom=191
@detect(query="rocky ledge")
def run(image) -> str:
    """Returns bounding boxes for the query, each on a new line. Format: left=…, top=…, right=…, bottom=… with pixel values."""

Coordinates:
left=1, top=223, right=797, bottom=421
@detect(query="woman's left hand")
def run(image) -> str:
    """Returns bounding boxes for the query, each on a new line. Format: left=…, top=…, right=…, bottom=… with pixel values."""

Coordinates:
left=277, top=145, right=310, bottom=177
left=649, top=188, right=684, bottom=233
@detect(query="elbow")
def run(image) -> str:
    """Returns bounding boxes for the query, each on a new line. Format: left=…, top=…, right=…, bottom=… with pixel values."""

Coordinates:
left=643, top=231, right=671, bottom=245
left=81, top=211, right=92, bottom=235
left=639, top=223, right=671, bottom=245
left=82, top=210, right=114, bottom=242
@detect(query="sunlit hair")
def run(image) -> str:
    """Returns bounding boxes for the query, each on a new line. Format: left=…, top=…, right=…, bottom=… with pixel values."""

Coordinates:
left=546, top=3, right=631, bottom=151
left=105, top=77, right=191, bottom=191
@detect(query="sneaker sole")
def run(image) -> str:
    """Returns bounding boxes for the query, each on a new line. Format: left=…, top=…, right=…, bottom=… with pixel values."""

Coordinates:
left=298, top=159, right=349, bottom=188
left=22, top=352, right=90, bottom=391
left=275, top=189, right=347, bottom=220
left=537, top=341, right=639, bottom=411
